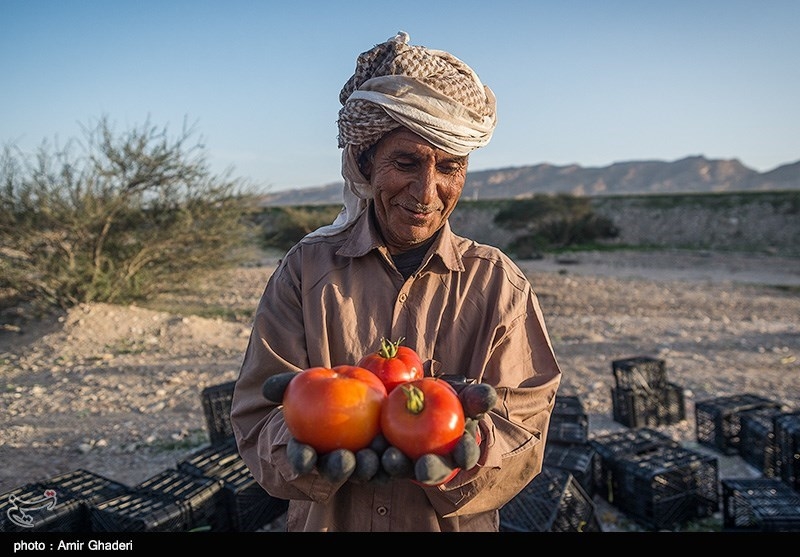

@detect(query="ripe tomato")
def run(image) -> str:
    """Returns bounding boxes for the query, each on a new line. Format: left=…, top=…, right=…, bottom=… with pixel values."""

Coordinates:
left=380, top=377, right=465, bottom=460
left=282, top=365, right=387, bottom=454
left=357, top=337, right=424, bottom=393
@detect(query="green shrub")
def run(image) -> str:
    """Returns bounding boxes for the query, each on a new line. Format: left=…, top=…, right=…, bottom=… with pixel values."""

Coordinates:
left=258, top=205, right=343, bottom=252
left=494, top=194, right=618, bottom=254
left=0, top=116, right=257, bottom=311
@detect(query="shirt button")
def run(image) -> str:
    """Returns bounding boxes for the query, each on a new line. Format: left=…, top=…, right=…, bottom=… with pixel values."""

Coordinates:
left=376, top=506, right=388, bottom=516
left=398, top=293, right=407, bottom=303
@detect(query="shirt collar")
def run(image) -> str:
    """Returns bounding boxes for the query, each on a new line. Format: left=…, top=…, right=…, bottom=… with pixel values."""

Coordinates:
left=337, top=202, right=464, bottom=273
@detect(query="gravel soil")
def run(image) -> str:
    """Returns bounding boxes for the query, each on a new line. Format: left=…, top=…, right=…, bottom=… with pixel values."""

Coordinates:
left=2, top=248, right=798, bottom=531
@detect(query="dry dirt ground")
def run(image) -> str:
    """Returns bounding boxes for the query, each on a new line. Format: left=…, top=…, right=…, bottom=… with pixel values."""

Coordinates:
left=2, top=248, right=799, bottom=531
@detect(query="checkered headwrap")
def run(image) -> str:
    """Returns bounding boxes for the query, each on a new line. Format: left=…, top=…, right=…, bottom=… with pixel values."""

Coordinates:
left=309, top=31, right=497, bottom=237
left=337, top=31, right=496, bottom=159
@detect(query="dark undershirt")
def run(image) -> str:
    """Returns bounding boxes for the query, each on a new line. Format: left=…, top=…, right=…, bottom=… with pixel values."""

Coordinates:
left=391, top=233, right=438, bottom=280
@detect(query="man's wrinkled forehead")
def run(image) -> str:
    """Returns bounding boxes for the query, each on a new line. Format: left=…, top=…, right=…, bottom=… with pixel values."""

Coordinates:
left=375, top=128, right=469, bottom=164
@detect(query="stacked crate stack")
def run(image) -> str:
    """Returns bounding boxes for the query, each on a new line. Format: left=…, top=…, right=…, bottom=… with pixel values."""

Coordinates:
left=500, top=394, right=601, bottom=531
left=695, top=396, right=800, bottom=531
left=499, top=467, right=602, bottom=532
left=694, top=393, right=782, bottom=456
left=738, top=406, right=786, bottom=476
left=543, top=394, right=595, bottom=497
left=721, top=478, right=800, bottom=532
left=611, top=356, right=685, bottom=428
left=201, top=380, right=238, bottom=446
left=589, top=428, right=719, bottom=531
left=0, top=469, right=129, bottom=533
left=773, top=411, right=800, bottom=493
left=198, top=380, right=289, bottom=530
left=178, top=440, right=289, bottom=531
left=90, top=468, right=223, bottom=532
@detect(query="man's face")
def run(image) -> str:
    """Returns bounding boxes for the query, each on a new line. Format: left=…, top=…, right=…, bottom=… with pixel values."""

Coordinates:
left=364, top=127, right=468, bottom=254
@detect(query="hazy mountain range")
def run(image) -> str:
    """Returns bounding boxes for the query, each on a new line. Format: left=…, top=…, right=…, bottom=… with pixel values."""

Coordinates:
left=259, top=155, right=800, bottom=206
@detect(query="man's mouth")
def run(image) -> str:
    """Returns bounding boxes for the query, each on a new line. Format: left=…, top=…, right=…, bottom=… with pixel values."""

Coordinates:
left=399, top=203, right=439, bottom=215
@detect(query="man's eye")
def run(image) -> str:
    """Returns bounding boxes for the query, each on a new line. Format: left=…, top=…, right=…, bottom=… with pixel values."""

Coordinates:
left=438, top=164, right=463, bottom=175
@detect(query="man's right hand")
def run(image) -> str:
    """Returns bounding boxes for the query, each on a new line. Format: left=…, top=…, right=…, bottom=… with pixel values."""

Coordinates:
left=286, top=437, right=358, bottom=482
left=262, top=371, right=299, bottom=403
left=413, top=417, right=482, bottom=486
left=286, top=436, right=386, bottom=483
left=269, top=373, right=490, bottom=486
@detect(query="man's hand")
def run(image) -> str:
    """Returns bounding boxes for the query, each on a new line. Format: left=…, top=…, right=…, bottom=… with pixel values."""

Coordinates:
left=270, top=373, right=494, bottom=486
left=413, top=417, right=482, bottom=485
left=318, top=449, right=357, bottom=482
left=285, top=436, right=386, bottom=483
left=262, top=371, right=299, bottom=403
left=285, top=418, right=481, bottom=486
left=453, top=417, right=482, bottom=469
left=409, top=380, right=494, bottom=486
left=286, top=438, right=358, bottom=482
left=286, top=437, right=318, bottom=474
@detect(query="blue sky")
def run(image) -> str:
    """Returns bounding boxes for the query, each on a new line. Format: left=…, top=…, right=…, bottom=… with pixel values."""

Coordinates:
left=2, top=0, right=798, bottom=193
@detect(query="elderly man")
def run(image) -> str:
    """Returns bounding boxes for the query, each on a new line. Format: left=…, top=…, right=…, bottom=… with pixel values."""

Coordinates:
left=231, top=32, right=562, bottom=532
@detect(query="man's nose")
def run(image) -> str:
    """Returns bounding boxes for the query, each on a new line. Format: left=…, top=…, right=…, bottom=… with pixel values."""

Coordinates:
left=409, top=164, right=439, bottom=206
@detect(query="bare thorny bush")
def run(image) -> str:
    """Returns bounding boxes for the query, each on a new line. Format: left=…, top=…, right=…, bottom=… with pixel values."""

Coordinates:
left=0, top=116, right=259, bottom=314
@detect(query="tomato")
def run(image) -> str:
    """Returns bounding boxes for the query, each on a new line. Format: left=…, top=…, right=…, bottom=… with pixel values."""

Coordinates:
left=380, top=378, right=466, bottom=460
left=357, top=337, right=424, bottom=393
left=282, top=365, right=387, bottom=454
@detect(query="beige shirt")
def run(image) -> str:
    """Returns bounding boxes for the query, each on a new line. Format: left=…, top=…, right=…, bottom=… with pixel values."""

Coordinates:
left=231, top=205, right=562, bottom=532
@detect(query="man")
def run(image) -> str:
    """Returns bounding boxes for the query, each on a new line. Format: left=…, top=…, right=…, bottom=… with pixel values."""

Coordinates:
left=231, top=32, right=562, bottom=532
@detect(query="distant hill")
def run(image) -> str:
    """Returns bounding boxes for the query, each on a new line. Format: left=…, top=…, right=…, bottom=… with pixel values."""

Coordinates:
left=259, top=155, right=800, bottom=206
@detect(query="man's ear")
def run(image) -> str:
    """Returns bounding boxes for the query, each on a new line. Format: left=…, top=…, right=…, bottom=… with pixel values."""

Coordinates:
left=357, top=145, right=376, bottom=181
left=358, top=157, right=372, bottom=180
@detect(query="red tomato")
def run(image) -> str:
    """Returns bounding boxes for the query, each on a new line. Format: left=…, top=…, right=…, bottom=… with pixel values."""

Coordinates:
left=380, top=378, right=466, bottom=460
left=282, top=365, right=387, bottom=454
left=357, top=337, right=424, bottom=393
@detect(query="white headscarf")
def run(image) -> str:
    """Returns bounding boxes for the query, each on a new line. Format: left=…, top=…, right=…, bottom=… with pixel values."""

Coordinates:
left=307, top=31, right=497, bottom=238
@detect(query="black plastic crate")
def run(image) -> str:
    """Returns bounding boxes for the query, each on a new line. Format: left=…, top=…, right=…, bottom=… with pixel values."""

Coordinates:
left=722, top=478, right=800, bottom=532
left=611, top=382, right=685, bottom=428
left=552, top=394, right=587, bottom=420
left=544, top=442, right=596, bottom=497
left=90, top=469, right=223, bottom=532
left=548, top=417, right=589, bottom=446
left=695, top=393, right=782, bottom=455
left=774, top=411, right=800, bottom=492
left=612, top=356, right=667, bottom=391
left=548, top=394, right=589, bottom=445
left=201, top=380, right=237, bottom=446
left=589, top=428, right=680, bottom=503
left=178, top=441, right=288, bottom=531
left=0, top=469, right=129, bottom=532
left=602, top=444, right=719, bottom=530
left=499, top=467, right=601, bottom=532
left=739, top=407, right=785, bottom=476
